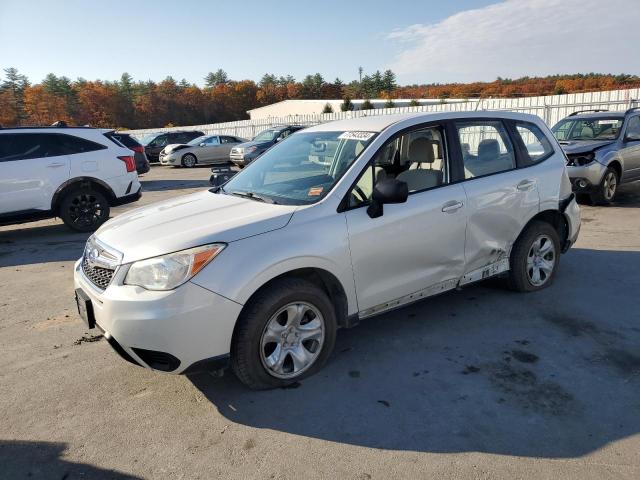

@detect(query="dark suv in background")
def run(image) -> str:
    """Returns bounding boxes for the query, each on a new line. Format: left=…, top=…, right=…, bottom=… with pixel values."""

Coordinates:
left=551, top=108, right=640, bottom=204
left=107, top=132, right=150, bottom=174
left=230, top=125, right=305, bottom=167
left=142, top=130, right=204, bottom=163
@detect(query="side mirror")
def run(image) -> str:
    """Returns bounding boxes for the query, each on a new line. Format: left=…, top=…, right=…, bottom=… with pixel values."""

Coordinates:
left=367, top=178, right=409, bottom=219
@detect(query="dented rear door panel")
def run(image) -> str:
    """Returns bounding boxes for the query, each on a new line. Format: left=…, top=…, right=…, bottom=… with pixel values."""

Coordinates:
left=461, top=168, right=540, bottom=274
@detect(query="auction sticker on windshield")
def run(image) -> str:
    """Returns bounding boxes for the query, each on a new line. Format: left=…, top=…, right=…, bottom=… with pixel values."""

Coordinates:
left=338, top=131, right=375, bottom=141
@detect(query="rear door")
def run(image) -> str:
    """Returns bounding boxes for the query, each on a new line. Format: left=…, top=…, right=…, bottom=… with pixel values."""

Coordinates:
left=0, top=133, right=71, bottom=214
left=218, top=136, right=239, bottom=160
left=620, top=115, right=640, bottom=180
left=453, top=119, right=543, bottom=282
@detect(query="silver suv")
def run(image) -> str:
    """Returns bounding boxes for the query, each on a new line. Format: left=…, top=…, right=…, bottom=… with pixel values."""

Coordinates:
left=551, top=108, right=640, bottom=204
left=74, top=111, right=580, bottom=389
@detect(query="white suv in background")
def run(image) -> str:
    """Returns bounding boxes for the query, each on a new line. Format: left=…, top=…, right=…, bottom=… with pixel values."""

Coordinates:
left=74, top=111, right=580, bottom=389
left=0, top=125, right=142, bottom=231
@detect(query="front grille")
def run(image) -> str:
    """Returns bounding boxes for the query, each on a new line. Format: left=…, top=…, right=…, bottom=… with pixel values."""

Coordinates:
left=82, top=256, right=115, bottom=290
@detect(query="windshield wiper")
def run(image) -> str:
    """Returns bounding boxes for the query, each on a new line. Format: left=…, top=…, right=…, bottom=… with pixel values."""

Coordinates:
left=229, top=191, right=277, bottom=204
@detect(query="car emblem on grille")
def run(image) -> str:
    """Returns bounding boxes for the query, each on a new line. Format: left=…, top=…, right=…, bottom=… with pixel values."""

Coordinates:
left=87, top=247, right=101, bottom=266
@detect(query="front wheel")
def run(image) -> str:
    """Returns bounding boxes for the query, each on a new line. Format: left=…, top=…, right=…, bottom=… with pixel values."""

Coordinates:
left=231, top=278, right=337, bottom=389
left=181, top=153, right=197, bottom=168
left=507, top=221, right=560, bottom=292
left=591, top=167, right=618, bottom=205
left=59, top=188, right=110, bottom=232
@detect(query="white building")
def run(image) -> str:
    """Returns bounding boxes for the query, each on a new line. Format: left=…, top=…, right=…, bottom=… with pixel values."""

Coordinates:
left=247, top=99, right=462, bottom=120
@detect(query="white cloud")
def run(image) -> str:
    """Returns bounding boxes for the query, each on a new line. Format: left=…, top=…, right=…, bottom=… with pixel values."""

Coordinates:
left=387, top=0, right=640, bottom=83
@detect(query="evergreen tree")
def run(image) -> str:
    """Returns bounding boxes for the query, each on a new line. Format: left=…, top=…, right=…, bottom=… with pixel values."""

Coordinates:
left=340, top=96, right=354, bottom=111
left=322, top=102, right=333, bottom=113
left=360, top=99, right=374, bottom=110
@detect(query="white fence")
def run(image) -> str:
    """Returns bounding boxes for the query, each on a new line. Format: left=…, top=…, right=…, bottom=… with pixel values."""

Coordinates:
left=123, top=88, right=640, bottom=140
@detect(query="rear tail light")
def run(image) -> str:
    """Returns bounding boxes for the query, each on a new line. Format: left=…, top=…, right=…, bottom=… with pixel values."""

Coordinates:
left=132, top=145, right=144, bottom=153
left=118, top=155, right=136, bottom=173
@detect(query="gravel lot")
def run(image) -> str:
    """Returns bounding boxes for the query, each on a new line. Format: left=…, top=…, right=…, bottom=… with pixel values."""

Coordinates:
left=1, top=165, right=640, bottom=480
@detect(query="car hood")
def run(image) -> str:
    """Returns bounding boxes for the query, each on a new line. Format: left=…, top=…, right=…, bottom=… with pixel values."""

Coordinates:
left=163, top=143, right=190, bottom=154
left=558, top=139, right=614, bottom=155
left=95, top=190, right=297, bottom=263
left=236, top=140, right=273, bottom=151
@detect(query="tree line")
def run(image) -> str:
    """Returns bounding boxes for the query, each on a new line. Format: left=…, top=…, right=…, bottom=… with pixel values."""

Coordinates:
left=1, top=67, right=639, bottom=129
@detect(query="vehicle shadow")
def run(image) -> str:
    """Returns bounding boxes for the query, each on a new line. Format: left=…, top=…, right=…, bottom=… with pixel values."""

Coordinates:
left=190, top=248, right=640, bottom=458
left=0, top=224, right=88, bottom=267
left=141, top=178, right=211, bottom=192
left=0, top=440, right=141, bottom=479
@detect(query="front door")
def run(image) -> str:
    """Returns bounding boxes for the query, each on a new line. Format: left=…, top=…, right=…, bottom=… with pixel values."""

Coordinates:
left=343, top=124, right=468, bottom=314
left=620, top=115, right=640, bottom=181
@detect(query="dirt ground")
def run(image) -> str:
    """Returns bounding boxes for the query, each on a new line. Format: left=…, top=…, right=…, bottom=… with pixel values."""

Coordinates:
left=1, top=165, right=640, bottom=479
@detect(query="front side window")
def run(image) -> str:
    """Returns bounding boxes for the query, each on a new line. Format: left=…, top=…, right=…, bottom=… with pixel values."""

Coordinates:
left=221, top=131, right=375, bottom=205
left=514, top=122, right=554, bottom=164
left=348, top=126, right=448, bottom=208
left=456, top=121, right=516, bottom=179
left=552, top=117, right=623, bottom=141
left=625, top=116, right=640, bottom=138
left=204, top=136, right=220, bottom=145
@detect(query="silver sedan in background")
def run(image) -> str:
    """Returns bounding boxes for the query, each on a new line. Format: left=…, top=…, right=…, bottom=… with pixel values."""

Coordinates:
left=159, top=134, right=246, bottom=167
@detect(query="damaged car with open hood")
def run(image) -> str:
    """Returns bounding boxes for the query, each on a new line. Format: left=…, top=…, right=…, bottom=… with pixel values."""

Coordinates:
left=551, top=108, right=640, bottom=204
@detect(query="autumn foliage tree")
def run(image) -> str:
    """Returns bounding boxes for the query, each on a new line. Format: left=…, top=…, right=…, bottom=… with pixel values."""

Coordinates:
left=1, top=68, right=640, bottom=129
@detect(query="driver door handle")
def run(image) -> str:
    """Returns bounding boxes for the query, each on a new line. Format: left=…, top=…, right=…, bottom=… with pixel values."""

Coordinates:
left=46, top=161, right=66, bottom=168
left=442, top=200, right=464, bottom=213
left=517, top=179, right=536, bottom=191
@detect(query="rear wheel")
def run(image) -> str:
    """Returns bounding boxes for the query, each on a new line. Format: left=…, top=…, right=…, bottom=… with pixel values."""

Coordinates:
left=181, top=153, right=197, bottom=168
left=591, top=167, right=618, bottom=205
left=231, top=278, right=337, bottom=389
left=59, top=188, right=110, bottom=232
left=507, top=221, right=560, bottom=292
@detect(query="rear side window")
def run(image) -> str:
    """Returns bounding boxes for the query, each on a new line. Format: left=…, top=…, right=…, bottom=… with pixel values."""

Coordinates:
left=0, top=133, right=104, bottom=162
left=513, top=122, right=554, bottom=164
left=220, top=136, right=237, bottom=144
left=456, top=121, right=516, bottom=179
left=56, top=134, right=106, bottom=155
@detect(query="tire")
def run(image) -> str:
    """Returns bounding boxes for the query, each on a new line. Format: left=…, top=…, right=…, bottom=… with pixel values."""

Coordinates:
left=507, top=221, right=560, bottom=293
left=591, top=167, right=618, bottom=205
left=231, top=277, right=337, bottom=390
left=181, top=153, right=197, bottom=168
left=58, top=188, right=110, bottom=232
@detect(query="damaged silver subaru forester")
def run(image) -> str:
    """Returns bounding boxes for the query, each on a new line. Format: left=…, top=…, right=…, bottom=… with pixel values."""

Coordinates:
left=74, top=111, right=580, bottom=389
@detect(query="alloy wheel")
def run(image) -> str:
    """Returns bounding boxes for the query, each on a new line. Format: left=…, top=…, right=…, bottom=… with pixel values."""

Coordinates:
left=526, top=234, right=556, bottom=287
left=67, top=193, right=105, bottom=228
left=603, top=171, right=617, bottom=200
left=259, top=302, right=325, bottom=379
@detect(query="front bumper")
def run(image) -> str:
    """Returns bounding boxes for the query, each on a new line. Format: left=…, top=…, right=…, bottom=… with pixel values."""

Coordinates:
left=74, top=259, right=242, bottom=374
left=159, top=154, right=179, bottom=165
left=567, top=162, right=606, bottom=193
left=230, top=153, right=258, bottom=167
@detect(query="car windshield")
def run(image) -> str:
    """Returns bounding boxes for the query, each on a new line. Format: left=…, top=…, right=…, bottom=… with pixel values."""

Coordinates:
left=140, top=134, right=159, bottom=146
left=187, top=135, right=208, bottom=146
left=219, top=131, right=376, bottom=205
left=552, top=117, right=623, bottom=141
left=252, top=129, right=280, bottom=142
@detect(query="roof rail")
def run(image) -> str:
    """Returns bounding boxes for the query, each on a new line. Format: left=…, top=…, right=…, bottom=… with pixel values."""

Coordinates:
left=568, top=109, right=609, bottom=116
left=625, top=106, right=640, bottom=115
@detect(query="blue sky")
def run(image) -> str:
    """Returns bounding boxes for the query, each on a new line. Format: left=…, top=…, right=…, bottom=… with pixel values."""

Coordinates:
left=1, top=0, right=639, bottom=86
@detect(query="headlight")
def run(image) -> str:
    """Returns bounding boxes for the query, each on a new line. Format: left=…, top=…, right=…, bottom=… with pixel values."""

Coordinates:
left=567, top=152, right=594, bottom=166
left=125, top=243, right=225, bottom=290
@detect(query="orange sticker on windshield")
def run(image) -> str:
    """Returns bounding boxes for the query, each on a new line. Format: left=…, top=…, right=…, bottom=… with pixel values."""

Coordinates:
left=308, top=187, right=324, bottom=196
